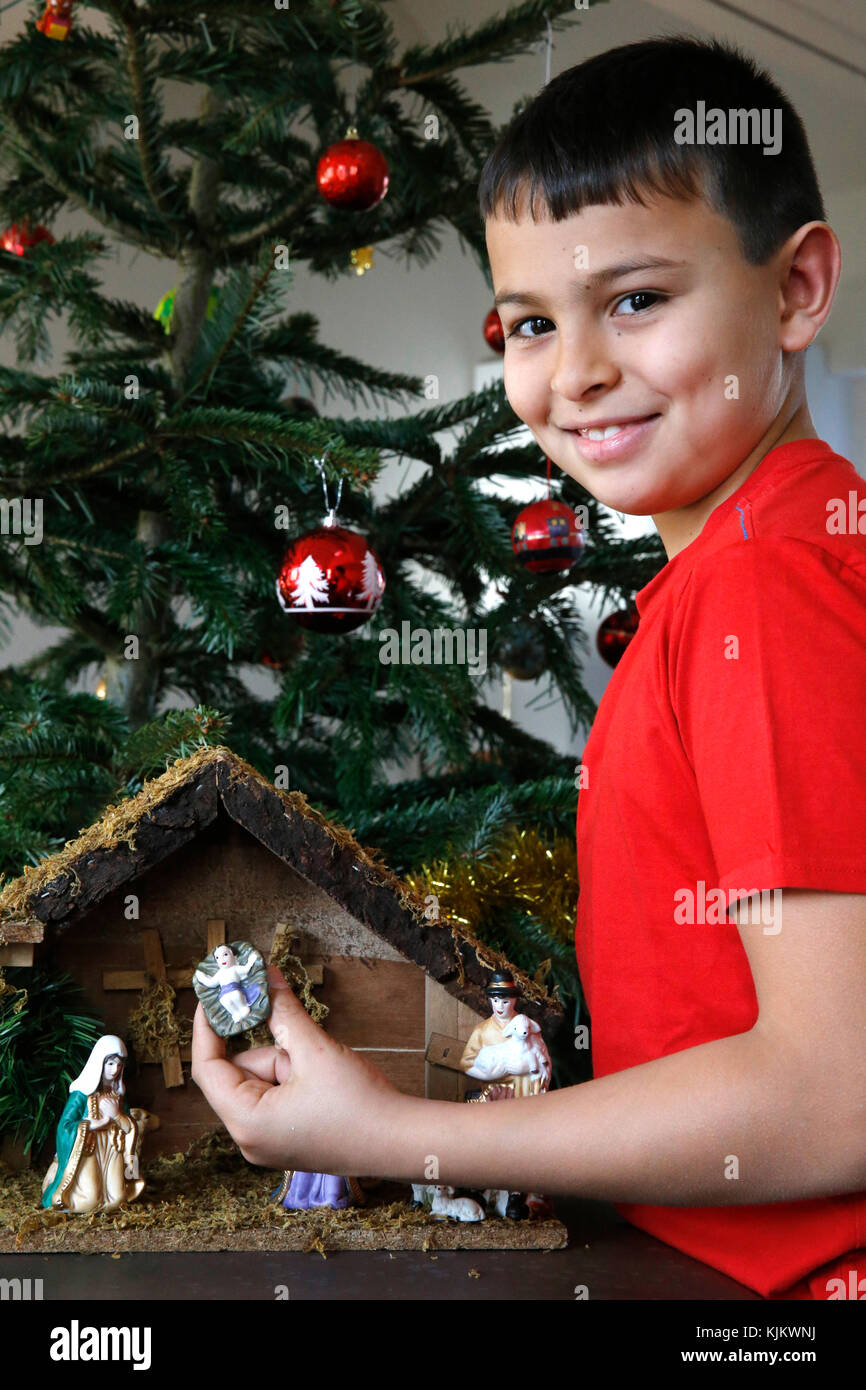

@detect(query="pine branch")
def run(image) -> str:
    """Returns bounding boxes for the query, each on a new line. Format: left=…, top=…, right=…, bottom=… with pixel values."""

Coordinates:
left=0, top=102, right=174, bottom=259
left=179, top=252, right=279, bottom=405
left=158, top=407, right=379, bottom=483
left=220, top=184, right=319, bottom=255
left=104, top=0, right=181, bottom=224
left=254, top=313, right=425, bottom=409
left=31, top=439, right=154, bottom=488
left=386, top=0, right=590, bottom=88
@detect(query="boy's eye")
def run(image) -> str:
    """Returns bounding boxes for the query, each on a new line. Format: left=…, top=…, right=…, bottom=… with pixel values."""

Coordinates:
left=613, top=291, right=662, bottom=316
left=506, top=315, right=554, bottom=340
left=506, top=293, right=663, bottom=339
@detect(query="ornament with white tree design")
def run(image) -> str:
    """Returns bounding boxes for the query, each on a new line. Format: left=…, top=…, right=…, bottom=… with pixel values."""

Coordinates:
left=360, top=549, right=385, bottom=608
left=292, top=554, right=329, bottom=609
left=276, top=522, right=385, bottom=634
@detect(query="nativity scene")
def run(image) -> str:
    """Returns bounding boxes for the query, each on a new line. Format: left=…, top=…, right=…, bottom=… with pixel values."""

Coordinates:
left=0, top=745, right=566, bottom=1252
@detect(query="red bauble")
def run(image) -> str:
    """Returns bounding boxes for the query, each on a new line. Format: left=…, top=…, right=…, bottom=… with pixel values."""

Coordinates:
left=483, top=307, right=505, bottom=354
left=596, top=604, right=639, bottom=668
left=275, top=520, right=385, bottom=633
left=316, top=128, right=389, bottom=212
left=511, top=499, right=585, bottom=574
left=1, top=223, right=55, bottom=257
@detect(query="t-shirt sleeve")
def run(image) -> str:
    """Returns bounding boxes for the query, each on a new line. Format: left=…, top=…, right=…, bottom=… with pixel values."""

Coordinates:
left=669, top=536, right=866, bottom=907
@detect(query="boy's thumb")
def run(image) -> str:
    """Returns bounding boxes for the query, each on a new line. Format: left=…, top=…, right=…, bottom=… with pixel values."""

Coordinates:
left=266, top=965, right=317, bottom=1053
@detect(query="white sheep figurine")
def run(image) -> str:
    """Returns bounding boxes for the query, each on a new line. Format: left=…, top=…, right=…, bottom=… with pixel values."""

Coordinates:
left=410, top=1182, right=484, bottom=1222
left=465, top=1013, right=551, bottom=1087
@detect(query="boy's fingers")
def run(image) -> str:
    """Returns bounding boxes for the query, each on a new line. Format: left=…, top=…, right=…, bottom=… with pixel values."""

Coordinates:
left=191, top=1000, right=226, bottom=1063
left=191, top=1004, right=267, bottom=1124
left=233, top=1045, right=291, bottom=1085
left=267, top=965, right=322, bottom=1056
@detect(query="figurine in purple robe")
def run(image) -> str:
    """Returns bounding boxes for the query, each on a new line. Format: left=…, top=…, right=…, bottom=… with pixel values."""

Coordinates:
left=273, top=1169, right=368, bottom=1211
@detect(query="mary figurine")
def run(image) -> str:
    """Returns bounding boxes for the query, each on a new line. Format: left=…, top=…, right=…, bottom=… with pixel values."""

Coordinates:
left=41, top=1034, right=156, bottom=1215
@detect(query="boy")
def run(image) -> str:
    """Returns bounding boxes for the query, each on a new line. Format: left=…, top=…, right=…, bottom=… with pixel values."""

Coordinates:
left=192, top=36, right=866, bottom=1300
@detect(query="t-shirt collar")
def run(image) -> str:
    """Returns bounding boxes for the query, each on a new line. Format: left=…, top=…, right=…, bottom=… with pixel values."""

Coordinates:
left=633, top=438, right=833, bottom=620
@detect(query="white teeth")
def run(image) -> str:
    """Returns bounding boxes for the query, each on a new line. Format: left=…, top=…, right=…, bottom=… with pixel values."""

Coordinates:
left=580, top=424, right=625, bottom=440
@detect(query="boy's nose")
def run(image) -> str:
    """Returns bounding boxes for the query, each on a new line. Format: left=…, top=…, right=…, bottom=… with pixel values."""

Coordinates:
left=550, top=327, right=619, bottom=404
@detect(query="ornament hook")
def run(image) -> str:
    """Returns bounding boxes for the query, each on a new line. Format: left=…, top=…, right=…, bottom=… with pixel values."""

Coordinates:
left=313, top=443, right=343, bottom=528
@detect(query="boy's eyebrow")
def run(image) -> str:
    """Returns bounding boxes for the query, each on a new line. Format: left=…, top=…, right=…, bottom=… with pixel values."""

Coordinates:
left=494, top=257, right=687, bottom=310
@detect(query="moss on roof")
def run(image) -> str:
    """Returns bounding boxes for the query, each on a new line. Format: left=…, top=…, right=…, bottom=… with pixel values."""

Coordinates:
left=0, top=744, right=559, bottom=1012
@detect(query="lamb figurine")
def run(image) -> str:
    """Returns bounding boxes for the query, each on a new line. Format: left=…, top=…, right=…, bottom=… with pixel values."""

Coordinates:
left=410, top=1182, right=485, bottom=1222
left=464, top=1012, right=551, bottom=1088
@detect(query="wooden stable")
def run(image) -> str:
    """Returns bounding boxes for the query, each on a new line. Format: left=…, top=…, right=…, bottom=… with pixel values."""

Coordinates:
left=0, top=746, right=563, bottom=1158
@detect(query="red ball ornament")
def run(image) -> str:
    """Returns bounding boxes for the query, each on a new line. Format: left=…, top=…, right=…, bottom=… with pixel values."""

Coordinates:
left=316, top=127, right=389, bottom=212
left=596, top=604, right=639, bottom=668
left=483, top=307, right=505, bottom=354
left=1, top=223, right=55, bottom=257
left=511, top=498, right=585, bottom=574
left=276, top=517, right=385, bottom=633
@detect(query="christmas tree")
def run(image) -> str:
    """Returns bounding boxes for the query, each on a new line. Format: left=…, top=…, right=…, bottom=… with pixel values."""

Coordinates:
left=0, top=0, right=665, bottom=1081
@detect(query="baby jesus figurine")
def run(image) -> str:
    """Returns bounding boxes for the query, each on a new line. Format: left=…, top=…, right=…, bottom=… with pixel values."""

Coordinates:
left=193, top=941, right=270, bottom=1036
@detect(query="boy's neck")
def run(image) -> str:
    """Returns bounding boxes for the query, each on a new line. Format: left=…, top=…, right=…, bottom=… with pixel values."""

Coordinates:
left=653, top=403, right=818, bottom=561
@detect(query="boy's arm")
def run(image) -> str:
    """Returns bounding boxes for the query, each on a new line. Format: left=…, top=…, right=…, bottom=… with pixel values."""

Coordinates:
left=390, top=888, right=866, bottom=1203
left=192, top=893, right=866, bottom=1203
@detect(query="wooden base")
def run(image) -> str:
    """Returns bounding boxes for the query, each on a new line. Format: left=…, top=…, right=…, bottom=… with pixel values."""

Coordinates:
left=1, top=1215, right=567, bottom=1254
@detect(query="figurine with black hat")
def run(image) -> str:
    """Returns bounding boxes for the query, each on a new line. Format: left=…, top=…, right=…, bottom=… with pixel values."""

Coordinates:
left=459, top=970, right=553, bottom=1221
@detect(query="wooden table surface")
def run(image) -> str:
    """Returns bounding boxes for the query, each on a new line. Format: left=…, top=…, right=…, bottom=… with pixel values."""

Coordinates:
left=0, top=1196, right=760, bottom=1300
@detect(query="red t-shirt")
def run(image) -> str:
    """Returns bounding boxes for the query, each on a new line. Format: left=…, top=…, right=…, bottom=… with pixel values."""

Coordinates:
left=575, top=437, right=866, bottom=1298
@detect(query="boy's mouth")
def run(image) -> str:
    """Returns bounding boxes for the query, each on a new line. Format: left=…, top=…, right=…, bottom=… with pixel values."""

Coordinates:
left=562, top=413, right=661, bottom=461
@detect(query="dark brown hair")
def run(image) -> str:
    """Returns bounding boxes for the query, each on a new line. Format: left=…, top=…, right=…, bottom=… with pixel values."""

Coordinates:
left=478, top=35, right=826, bottom=265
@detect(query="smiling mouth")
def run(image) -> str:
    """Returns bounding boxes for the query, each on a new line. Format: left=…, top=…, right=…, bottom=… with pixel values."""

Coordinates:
left=566, top=415, right=660, bottom=440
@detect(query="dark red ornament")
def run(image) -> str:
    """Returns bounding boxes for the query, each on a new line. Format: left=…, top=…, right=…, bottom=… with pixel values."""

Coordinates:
left=483, top=307, right=505, bottom=354
left=596, top=603, right=639, bottom=668
left=512, top=498, right=585, bottom=574
left=1, top=223, right=55, bottom=257
left=316, top=127, right=389, bottom=212
left=276, top=518, right=385, bottom=633
left=501, top=620, right=547, bottom=681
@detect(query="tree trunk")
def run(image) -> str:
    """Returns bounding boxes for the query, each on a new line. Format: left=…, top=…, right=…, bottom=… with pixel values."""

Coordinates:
left=106, top=86, right=226, bottom=726
left=103, top=509, right=174, bottom=726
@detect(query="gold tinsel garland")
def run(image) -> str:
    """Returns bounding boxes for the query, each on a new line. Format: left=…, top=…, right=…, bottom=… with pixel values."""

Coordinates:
left=0, top=967, right=27, bottom=1012
left=405, top=826, right=578, bottom=977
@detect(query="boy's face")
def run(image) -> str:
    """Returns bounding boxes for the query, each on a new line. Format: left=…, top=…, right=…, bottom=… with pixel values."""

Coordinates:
left=486, top=192, right=796, bottom=552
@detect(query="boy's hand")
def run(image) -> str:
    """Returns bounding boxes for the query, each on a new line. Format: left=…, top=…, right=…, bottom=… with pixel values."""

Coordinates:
left=191, top=965, right=403, bottom=1173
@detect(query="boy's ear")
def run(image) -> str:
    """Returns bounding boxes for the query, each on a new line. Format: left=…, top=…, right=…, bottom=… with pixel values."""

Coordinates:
left=777, top=221, right=842, bottom=353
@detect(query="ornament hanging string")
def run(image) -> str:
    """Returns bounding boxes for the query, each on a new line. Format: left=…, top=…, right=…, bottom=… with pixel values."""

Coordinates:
left=539, top=18, right=554, bottom=86
left=313, top=443, right=343, bottom=525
